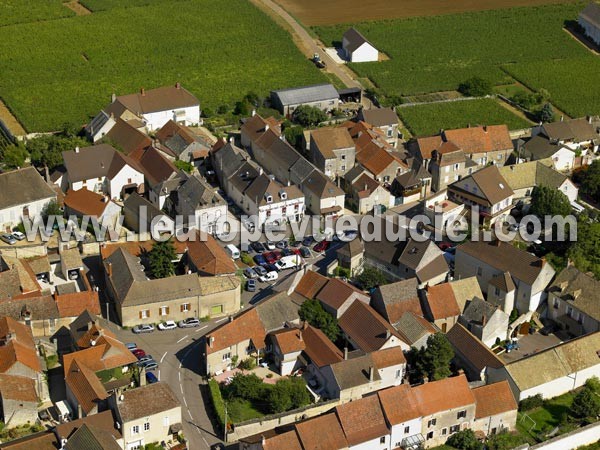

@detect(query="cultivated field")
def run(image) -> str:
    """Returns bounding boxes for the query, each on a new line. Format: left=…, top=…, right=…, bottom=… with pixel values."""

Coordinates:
left=0, top=0, right=325, bottom=132
left=504, top=57, right=600, bottom=118
left=79, top=0, right=171, bottom=11
left=397, top=99, right=531, bottom=137
left=0, top=0, right=74, bottom=27
left=275, top=0, right=578, bottom=25
left=315, top=4, right=589, bottom=96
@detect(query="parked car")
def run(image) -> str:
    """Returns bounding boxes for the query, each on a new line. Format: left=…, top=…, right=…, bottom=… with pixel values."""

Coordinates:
left=272, top=250, right=283, bottom=260
left=132, top=349, right=146, bottom=359
left=178, top=317, right=201, bottom=328
left=263, top=252, right=277, bottom=264
left=276, top=240, right=288, bottom=249
left=132, top=324, right=154, bottom=334
left=313, top=240, right=330, bottom=252
left=302, top=236, right=314, bottom=246
left=290, top=247, right=301, bottom=256
left=290, top=240, right=302, bottom=248
left=259, top=271, right=278, bottom=283
left=299, top=247, right=311, bottom=258
left=158, top=320, right=177, bottom=331
left=142, top=360, right=158, bottom=371
left=246, top=279, right=256, bottom=292
left=344, top=229, right=358, bottom=240
left=437, top=241, right=453, bottom=251
left=253, top=265, right=267, bottom=277
left=0, top=234, right=17, bottom=245
left=253, top=254, right=267, bottom=265
left=125, top=343, right=137, bottom=351
left=540, top=322, right=559, bottom=336
left=137, top=355, right=153, bottom=365
left=281, top=248, right=293, bottom=257
left=244, top=267, right=258, bottom=279
left=264, top=263, right=280, bottom=273
left=146, top=372, right=159, bottom=384
left=11, top=231, right=25, bottom=241
left=251, top=241, right=266, bottom=253
left=264, top=241, right=276, bottom=250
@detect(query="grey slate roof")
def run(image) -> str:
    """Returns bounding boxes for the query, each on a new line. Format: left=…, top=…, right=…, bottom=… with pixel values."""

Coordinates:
left=488, top=272, right=516, bottom=293
left=255, top=291, right=302, bottom=333
left=343, top=27, right=375, bottom=53
left=522, top=135, right=560, bottom=160
left=394, top=311, right=436, bottom=345
left=0, top=167, right=56, bottom=211
left=0, top=295, right=59, bottom=320
left=549, top=266, right=600, bottom=320
left=271, top=83, right=339, bottom=106
left=543, top=117, right=599, bottom=143
left=123, top=192, right=167, bottom=227
left=117, top=383, right=180, bottom=422
left=580, top=2, right=600, bottom=28
left=461, top=298, right=498, bottom=324
left=176, top=174, right=225, bottom=214
left=359, top=108, right=398, bottom=128
left=64, top=424, right=122, bottom=450
left=329, top=353, right=381, bottom=389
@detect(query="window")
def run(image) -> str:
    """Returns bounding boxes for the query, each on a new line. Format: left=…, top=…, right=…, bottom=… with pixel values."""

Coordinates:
left=140, top=309, right=149, bottom=319
left=457, top=410, right=467, bottom=419
left=567, top=306, right=573, bottom=317
left=426, top=431, right=434, bottom=440
left=163, top=416, right=170, bottom=427
left=387, top=128, right=393, bottom=137
left=222, top=352, right=231, bottom=361
left=132, top=425, right=139, bottom=434
left=477, top=267, right=482, bottom=276
left=383, top=176, right=390, bottom=183
left=450, top=425, right=460, bottom=434
left=143, top=422, right=150, bottom=432
left=404, top=426, right=410, bottom=434
left=181, top=303, right=190, bottom=312
left=396, top=369, right=402, bottom=378
left=380, top=436, right=386, bottom=444
left=495, top=287, right=500, bottom=297
left=579, top=315, right=584, bottom=325
left=441, top=428, right=447, bottom=436
left=341, top=165, right=346, bottom=171
left=428, top=418, right=437, bottom=427
left=341, top=154, right=346, bottom=160
left=159, top=306, right=169, bottom=316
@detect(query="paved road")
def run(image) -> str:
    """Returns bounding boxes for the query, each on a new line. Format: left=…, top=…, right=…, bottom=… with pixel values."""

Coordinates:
left=252, top=0, right=361, bottom=90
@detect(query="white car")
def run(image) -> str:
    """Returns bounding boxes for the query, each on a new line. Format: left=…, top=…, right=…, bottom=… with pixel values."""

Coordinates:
left=264, top=241, right=276, bottom=250
left=11, top=231, right=26, bottom=241
left=259, top=271, right=278, bottom=283
left=158, top=320, right=177, bottom=331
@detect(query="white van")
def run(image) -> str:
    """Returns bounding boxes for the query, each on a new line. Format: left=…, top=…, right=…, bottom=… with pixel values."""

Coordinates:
left=55, top=400, right=73, bottom=422
left=225, top=244, right=240, bottom=260
left=275, top=255, right=302, bottom=270
left=259, top=271, right=278, bottom=283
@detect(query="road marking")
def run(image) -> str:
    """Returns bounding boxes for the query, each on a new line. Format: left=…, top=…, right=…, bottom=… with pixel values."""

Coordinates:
left=183, top=396, right=188, bottom=407
left=187, top=409, right=193, bottom=420
left=180, top=383, right=184, bottom=394
left=176, top=335, right=188, bottom=344
left=178, top=371, right=181, bottom=382
left=160, top=351, right=167, bottom=363
left=157, top=370, right=160, bottom=380
left=195, top=325, right=208, bottom=333
left=215, top=317, right=227, bottom=323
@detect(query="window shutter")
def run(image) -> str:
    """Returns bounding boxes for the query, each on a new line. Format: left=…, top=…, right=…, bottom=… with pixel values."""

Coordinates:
left=139, top=311, right=142, bottom=319
left=166, top=306, right=170, bottom=315
left=159, top=308, right=162, bottom=316
left=147, top=310, right=150, bottom=318
left=180, top=304, right=184, bottom=312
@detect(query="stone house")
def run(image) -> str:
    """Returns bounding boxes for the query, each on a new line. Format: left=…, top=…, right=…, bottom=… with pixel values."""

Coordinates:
left=458, top=298, right=509, bottom=347
left=309, top=127, right=355, bottom=179
left=358, top=108, right=399, bottom=148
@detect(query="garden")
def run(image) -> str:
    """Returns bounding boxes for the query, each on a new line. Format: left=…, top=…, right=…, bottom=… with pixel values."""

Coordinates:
left=0, top=0, right=325, bottom=132
left=397, top=98, right=531, bottom=137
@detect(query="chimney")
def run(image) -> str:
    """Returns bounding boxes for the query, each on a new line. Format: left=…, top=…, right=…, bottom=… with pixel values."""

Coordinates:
left=510, top=165, right=515, bottom=171
left=261, top=436, right=266, bottom=446
left=259, top=167, right=263, bottom=176
left=208, top=336, right=214, bottom=348
left=264, top=124, right=269, bottom=132
left=344, top=347, right=348, bottom=360
left=111, top=93, right=116, bottom=103
left=107, top=262, right=113, bottom=278
left=457, top=369, right=465, bottom=376
left=483, top=125, right=488, bottom=133
left=140, top=88, right=145, bottom=96
left=229, top=315, right=233, bottom=323
left=567, top=258, right=574, bottom=268
left=252, top=109, right=256, bottom=117
left=228, top=136, right=234, bottom=144
left=539, top=256, right=546, bottom=268
left=481, top=314, right=487, bottom=327
left=422, top=376, right=429, bottom=384
left=175, top=82, right=181, bottom=89
left=368, top=366, right=374, bottom=382
left=385, top=328, right=391, bottom=339
left=364, top=183, right=368, bottom=191
left=75, top=146, right=80, bottom=153
left=298, top=330, right=303, bottom=341
left=493, top=239, right=501, bottom=247
left=573, top=288, right=582, bottom=299
left=588, top=116, right=593, bottom=124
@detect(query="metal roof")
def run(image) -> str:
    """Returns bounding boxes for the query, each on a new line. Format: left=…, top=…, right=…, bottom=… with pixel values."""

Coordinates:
left=271, top=83, right=339, bottom=106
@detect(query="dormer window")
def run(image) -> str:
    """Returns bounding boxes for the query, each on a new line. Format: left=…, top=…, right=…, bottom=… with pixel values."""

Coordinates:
left=265, top=194, right=273, bottom=204
left=279, top=190, right=287, bottom=200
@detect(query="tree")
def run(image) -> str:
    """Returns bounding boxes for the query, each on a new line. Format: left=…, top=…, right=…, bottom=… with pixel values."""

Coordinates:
left=585, top=376, right=600, bottom=394
left=578, top=161, right=600, bottom=203
left=299, top=299, right=340, bottom=341
left=234, top=100, right=252, bottom=116
left=529, top=185, right=571, bottom=218
left=356, top=266, right=387, bottom=290
left=283, top=124, right=304, bottom=151
left=458, top=77, right=492, bottom=97
left=570, top=385, right=600, bottom=419
left=267, top=377, right=310, bottom=413
left=537, top=103, right=555, bottom=123
left=446, top=429, right=483, bottom=450
left=568, top=215, right=600, bottom=279
left=2, top=143, right=29, bottom=169
left=28, top=135, right=88, bottom=171
left=42, top=200, right=62, bottom=221
left=148, top=239, right=177, bottom=279
left=223, top=373, right=264, bottom=401
left=415, top=333, right=454, bottom=381
left=291, top=105, right=327, bottom=127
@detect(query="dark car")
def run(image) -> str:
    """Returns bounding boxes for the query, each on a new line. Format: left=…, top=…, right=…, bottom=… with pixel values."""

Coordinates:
left=290, top=247, right=301, bottom=256
left=313, top=240, right=330, bottom=252
left=253, top=254, right=267, bottom=265
left=276, top=240, right=288, bottom=249
left=299, top=246, right=311, bottom=258
left=251, top=241, right=266, bottom=253
left=273, top=250, right=283, bottom=260
left=290, top=240, right=302, bottom=248
left=281, top=248, right=293, bottom=257
left=146, top=372, right=159, bottom=384
left=0, top=234, right=17, bottom=245
left=246, top=279, right=256, bottom=292
left=253, top=265, right=267, bottom=277
left=302, top=236, right=314, bottom=246
left=264, top=263, right=280, bottom=273
left=132, top=349, right=146, bottom=359
left=437, top=241, right=453, bottom=251
left=540, top=322, right=559, bottom=336
left=263, top=252, right=277, bottom=264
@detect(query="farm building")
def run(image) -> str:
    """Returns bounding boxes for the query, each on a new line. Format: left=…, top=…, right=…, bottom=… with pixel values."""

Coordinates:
left=342, top=28, right=379, bottom=63
left=270, top=83, right=339, bottom=117
left=579, top=2, right=600, bottom=47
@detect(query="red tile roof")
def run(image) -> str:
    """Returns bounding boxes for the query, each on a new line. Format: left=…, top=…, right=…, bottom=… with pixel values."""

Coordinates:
left=315, top=277, right=368, bottom=311
left=0, top=317, right=41, bottom=373
left=64, top=188, right=109, bottom=217
left=263, top=430, right=303, bottom=450
left=206, top=308, right=266, bottom=354
left=65, top=359, right=109, bottom=415
left=55, top=291, right=101, bottom=318
left=295, top=413, right=348, bottom=450
left=271, top=327, right=305, bottom=355
left=186, top=235, right=236, bottom=276
left=425, top=283, right=461, bottom=320
left=294, top=270, right=328, bottom=299
left=473, top=380, right=517, bottom=419
left=336, top=394, right=389, bottom=446
left=302, top=324, right=343, bottom=368
left=0, top=374, right=38, bottom=402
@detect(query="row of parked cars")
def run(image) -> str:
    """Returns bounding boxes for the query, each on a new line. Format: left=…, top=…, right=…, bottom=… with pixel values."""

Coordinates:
left=131, top=317, right=202, bottom=334
left=125, top=343, right=158, bottom=379
left=0, top=231, right=26, bottom=245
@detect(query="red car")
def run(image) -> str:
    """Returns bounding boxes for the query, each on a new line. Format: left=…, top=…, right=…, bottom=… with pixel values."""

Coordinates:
left=290, top=247, right=301, bottom=256
left=437, top=241, right=453, bottom=251
left=313, top=240, right=330, bottom=252
left=272, top=250, right=283, bottom=260
left=132, top=349, right=146, bottom=359
left=263, top=252, right=277, bottom=264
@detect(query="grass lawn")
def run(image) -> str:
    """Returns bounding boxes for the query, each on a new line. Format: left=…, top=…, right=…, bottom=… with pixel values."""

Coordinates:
left=0, top=0, right=325, bottom=132
left=314, top=3, right=589, bottom=97
left=397, top=98, right=531, bottom=137
left=0, top=1, right=74, bottom=27
left=518, top=391, right=575, bottom=438
left=226, top=398, right=266, bottom=423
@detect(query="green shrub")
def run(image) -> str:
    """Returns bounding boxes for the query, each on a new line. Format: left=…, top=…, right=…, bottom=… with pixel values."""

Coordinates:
left=240, top=252, right=254, bottom=266
left=208, top=379, right=227, bottom=429
left=519, top=394, right=544, bottom=411
left=238, top=357, right=256, bottom=371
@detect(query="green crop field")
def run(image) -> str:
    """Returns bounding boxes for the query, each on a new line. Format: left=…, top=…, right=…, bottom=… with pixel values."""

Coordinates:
left=503, top=57, right=600, bottom=118
left=79, top=0, right=173, bottom=11
left=397, top=98, right=531, bottom=136
left=314, top=3, right=594, bottom=99
left=0, top=0, right=325, bottom=132
left=0, top=1, right=74, bottom=27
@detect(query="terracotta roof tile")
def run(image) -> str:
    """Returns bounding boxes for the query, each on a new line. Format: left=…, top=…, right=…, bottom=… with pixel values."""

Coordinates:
left=336, top=394, right=389, bottom=445
left=316, top=278, right=368, bottom=311
left=295, top=413, right=348, bottom=450
left=302, top=324, right=343, bottom=367
left=271, top=327, right=305, bottom=355
left=339, top=301, right=404, bottom=352
left=64, top=188, right=110, bottom=217
left=443, top=125, right=512, bottom=154
left=117, top=383, right=180, bottom=422
left=425, top=283, right=461, bottom=320
left=0, top=374, right=38, bottom=402
left=55, top=291, right=101, bottom=318
left=473, top=380, right=517, bottom=418
left=378, top=384, right=421, bottom=424
left=206, top=308, right=266, bottom=354
left=263, top=430, right=303, bottom=450
left=115, top=84, right=198, bottom=115
left=413, top=374, right=475, bottom=415
left=370, top=346, right=406, bottom=368
left=0, top=317, right=41, bottom=373
left=311, top=127, right=354, bottom=159
left=65, top=359, right=109, bottom=415
left=294, top=271, right=328, bottom=299
left=186, top=235, right=236, bottom=276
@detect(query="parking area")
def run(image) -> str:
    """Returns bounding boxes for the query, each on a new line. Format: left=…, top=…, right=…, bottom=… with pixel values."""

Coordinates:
left=500, top=331, right=563, bottom=364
